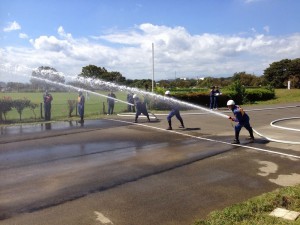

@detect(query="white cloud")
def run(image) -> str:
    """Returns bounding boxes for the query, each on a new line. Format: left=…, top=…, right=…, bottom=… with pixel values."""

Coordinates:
left=19, top=33, right=29, bottom=39
left=1, top=24, right=300, bottom=83
left=263, top=26, right=270, bottom=33
left=3, top=21, right=21, bottom=32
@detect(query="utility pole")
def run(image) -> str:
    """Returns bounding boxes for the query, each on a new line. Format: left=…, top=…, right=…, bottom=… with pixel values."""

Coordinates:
left=152, top=43, right=154, bottom=92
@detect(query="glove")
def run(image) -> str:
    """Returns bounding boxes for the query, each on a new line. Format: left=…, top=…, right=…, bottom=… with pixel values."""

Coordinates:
left=228, top=116, right=234, bottom=121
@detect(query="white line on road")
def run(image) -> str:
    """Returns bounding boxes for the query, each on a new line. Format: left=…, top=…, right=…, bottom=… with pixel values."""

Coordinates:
left=106, top=118, right=300, bottom=160
left=94, top=211, right=114, bottom=224
left=270, top=117, right=300, bottom=132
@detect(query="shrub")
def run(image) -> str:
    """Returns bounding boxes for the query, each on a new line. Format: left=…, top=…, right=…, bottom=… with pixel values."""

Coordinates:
left=13, top=98, right=31, bottom=121
left=245, top=89, right=275, bottom=103
left=29, top=102, right=39, bottom=120
left=67, top=99, right=77, bottom=117
left=150, top=87, right=275, bottom=110
left=0, top=96, right=13, bottom=122
left=227, top=81, right=246, bottom=104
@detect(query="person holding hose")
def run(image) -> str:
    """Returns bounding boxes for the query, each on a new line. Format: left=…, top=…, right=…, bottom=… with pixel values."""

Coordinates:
left=227, top=100, right=254, bottom=144
left=165, top=90, right=185, bottom=130
left=133, top=94, right=150, bottom=123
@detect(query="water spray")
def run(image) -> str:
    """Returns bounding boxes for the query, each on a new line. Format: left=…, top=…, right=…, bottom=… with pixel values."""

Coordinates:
left=2, top=63, right=229, bottom=119
left=63, top=75, right=230, bottom=119
left=23, top=75, right=133, bottom=106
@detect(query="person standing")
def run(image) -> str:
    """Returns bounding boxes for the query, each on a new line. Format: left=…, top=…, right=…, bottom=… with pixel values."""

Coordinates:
left=165, top=90, right=185, bottom=130
left=213, top=86, right=221, bottom=110
left=227, top=100, right=254, bottom=144
left=133, top=94, right=150, bottom=123
left=127, top=92, right=135, bottom=112
left=107, top=91, right=116, bottom=115
left=209, top=86, right=216, bottom=110
left=43, top=90, right=53, bottom=121
left=78, top=90, right=85, bottom=123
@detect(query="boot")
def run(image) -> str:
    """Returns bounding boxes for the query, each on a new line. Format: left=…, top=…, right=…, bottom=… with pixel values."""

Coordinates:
left=232, top=131, right=240, bottom=144
left=246, top=127, right=254, bottom=142
left=166, top=121, right=172, bottom=130
left=178, top=119, right=185, bottom=128
left=232, top=139, right=240, bottom=144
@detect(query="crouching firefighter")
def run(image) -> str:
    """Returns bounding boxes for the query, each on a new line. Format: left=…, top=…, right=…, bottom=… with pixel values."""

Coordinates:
left=227, top=100, right=254, bottom=144
left=133, top=94, right=150, bottom=123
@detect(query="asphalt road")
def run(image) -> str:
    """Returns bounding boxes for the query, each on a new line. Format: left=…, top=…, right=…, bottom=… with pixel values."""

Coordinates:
left=0, top=103, right=299, bottom=225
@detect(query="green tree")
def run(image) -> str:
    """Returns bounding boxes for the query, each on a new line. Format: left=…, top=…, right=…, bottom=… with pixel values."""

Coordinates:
left=227, top=80, right=246, bottom=105
left=287, top=58, right=300, bottom=88
left=79, top=65, right=107, bottom=79
left=232, top=72, right=262, bottom=87
left=79, top=65, right=126, bottom=84
left=263, top=59, right=291, bottom=88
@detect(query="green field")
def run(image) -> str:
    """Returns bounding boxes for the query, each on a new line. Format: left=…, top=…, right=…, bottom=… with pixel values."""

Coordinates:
left=0, top=91, right=132, bottom=123
left=254, top=89, right=300, bottom=105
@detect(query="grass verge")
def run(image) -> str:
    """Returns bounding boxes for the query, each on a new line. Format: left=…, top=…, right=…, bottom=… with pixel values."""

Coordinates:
left=254, top=89, right=300, bottom=105
left=194, top=184, right=300, bottom=225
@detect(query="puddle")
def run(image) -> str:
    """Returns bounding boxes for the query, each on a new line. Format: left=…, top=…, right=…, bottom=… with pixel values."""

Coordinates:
left=0, top=120, right=110, bottom=136
left=269, top=173, right=300, bottom=187
left=257, top=160, right=278, bottom=176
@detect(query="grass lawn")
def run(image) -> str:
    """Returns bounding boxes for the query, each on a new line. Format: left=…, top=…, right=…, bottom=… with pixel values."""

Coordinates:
left=194, top=184, right=300, bottom=225
left=0, top=91, right=131, bottom=123
left=254, top=89, right=300, bottom=105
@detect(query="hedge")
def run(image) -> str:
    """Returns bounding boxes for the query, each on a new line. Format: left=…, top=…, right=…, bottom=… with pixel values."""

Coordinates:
left=150, top=88, right=275, bottom=110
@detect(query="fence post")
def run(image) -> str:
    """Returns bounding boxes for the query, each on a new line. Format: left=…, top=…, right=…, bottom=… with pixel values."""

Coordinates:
left=40, top=103, right=43, bottom=119
left=75, top=103, right=78, bottom=116
left=103, top=102, right=106, bottom=114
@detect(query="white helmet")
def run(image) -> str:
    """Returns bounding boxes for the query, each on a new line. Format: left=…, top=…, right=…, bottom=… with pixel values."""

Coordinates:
left=165, top=90, right=170, bottom=95
left=133, top=94, right=138, bottom=99
left=227, top=100, right=235, bottom=106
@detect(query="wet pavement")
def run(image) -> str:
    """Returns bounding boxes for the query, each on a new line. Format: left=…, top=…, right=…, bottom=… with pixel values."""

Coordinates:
left=0, top=103, right=299, bottom=225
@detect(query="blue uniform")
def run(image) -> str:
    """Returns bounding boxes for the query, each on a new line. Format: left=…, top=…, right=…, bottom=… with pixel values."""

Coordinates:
left=107, top=92, right=116, bottom=115
left=209, top=88, right=216, bottom=109
left=231, top=105, right=254, bottom=141
left=166, top=97, right=184, bottom=129
left=213, top=89, right=220, bottom=109
left=134, top=97, right=150, bottom=122
left=78, top=94, right=85, bottom=122
left=43, top=92, right=53, bottom=121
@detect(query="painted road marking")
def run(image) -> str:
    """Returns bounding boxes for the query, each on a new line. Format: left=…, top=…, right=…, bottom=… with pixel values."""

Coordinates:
left=270, top=117, right=300, bottom=132
left=106, top=118, right=300, bottom=160
left=117, top=105, right=300, bottom=117
left=94, top=211, right=114, bottom=224
left=253, top=128, right=300, bottom=145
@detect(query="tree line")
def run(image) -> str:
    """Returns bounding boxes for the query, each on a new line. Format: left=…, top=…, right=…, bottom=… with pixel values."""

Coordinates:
left=1, top=58, right=299, bottom=92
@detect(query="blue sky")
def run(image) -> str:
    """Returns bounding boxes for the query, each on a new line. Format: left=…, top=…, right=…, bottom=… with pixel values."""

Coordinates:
left=1, top=0, right=300, bottom=82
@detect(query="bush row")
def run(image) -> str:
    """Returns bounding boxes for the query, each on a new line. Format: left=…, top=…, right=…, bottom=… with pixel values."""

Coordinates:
left=0, top=97, right=38, bottom=122
left=150, top=88, right=275, bottom=109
